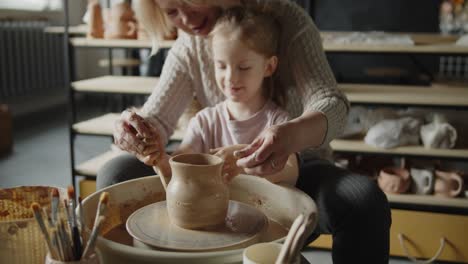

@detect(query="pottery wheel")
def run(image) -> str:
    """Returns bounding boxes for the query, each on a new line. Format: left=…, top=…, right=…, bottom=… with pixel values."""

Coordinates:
left=126, top=200, right=268, bottom=252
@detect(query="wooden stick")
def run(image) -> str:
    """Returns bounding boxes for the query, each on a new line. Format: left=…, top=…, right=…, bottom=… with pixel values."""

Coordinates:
left=275, top=214, right=304, bottom=264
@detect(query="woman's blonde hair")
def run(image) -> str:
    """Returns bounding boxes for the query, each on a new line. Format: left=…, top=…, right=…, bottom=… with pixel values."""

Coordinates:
left=133, top=0, right=269, bottom=54
left=134, top=0, right=223, bottom=53
left=210, top=7, right=285, bottom=107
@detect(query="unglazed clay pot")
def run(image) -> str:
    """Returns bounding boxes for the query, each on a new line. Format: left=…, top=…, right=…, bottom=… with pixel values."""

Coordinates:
left=166, top=153, right=229, bottom=229
left=104, top=2, right=137, bottom=39
left=86, top=1, right=104, bottom=39
left=378, top=167, right=411, bottom=194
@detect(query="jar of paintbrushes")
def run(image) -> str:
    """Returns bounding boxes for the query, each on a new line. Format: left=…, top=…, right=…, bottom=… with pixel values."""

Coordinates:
left=29, top=186, right=109, bottom=264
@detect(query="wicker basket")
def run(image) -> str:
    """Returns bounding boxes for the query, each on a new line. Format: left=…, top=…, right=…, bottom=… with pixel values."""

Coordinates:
left=0, top=186, right=67, bottom=264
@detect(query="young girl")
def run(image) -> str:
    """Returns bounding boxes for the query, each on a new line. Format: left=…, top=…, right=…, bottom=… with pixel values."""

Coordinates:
left=158, top=8, right=298, bottom=185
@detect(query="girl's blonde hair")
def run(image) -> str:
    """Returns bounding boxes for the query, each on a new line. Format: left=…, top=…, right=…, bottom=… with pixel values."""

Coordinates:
left=210, top=7, right=285, bottom=107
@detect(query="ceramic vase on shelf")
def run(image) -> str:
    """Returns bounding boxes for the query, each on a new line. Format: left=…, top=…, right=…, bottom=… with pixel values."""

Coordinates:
left=86, top=0, right=104, bottom=39
left=104, top=2, right=137, bottom=39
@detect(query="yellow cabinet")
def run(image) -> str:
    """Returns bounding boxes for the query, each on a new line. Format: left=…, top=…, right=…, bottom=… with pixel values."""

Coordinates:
left=310, top=209, right=468, bottom=263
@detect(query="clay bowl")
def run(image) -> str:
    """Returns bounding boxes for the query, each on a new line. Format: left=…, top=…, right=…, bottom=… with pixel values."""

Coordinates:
left=80, top=175, right=317, bottom=264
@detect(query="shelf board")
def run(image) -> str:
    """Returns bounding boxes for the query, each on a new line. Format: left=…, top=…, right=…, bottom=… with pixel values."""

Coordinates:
left=98, top=58, right=141, bottom=68
left=72, top=76, right=158, bottom=94
left=70, top=37, right=174, bottom=49
left=321, top=31, right=468, bottom=54
left=387, top=193, right=468, bottom=209
left=339, top=83, right=468, bottom=107
left=73, top=113, right=185, bottom=141
left=73, top=113, right=118, bottom=136
left=321, top=32, right=459, bottom=45
left=323, top=43, right=468, bottom=54
left=44, top=25, right=87, bottom=35
left=330, top=139, right=468, bottom=159
left=75, top=150, right=122, bottom=177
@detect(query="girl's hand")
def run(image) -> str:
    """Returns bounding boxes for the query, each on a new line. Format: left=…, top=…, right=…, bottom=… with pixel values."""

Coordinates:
left=210, top=144, right=248, bottom=183
left=234, top=124, right=293, bottom=176
left=114, top=109, right=164, bottom=165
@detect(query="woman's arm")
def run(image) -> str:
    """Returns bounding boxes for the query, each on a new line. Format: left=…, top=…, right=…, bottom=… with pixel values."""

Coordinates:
left=113, top=34, right=198, bottom=164
left=138, top=33, right=198, bottom=146
left=236, top=1, right=349, bottom=174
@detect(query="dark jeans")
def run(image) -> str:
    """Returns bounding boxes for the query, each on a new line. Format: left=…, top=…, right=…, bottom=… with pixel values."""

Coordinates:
left=97, top=154, right=391, bottom=264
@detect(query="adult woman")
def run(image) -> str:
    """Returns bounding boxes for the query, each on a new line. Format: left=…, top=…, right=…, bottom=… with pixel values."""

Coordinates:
left=98, top=1, right=391, bottom=263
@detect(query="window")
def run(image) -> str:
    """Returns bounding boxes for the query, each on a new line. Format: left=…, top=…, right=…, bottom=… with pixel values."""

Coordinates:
left=0, top=0, right=62, bottom=11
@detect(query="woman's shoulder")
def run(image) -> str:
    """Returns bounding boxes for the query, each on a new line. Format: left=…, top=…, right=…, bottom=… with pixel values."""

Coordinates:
left=258, top=0, right=319, bottom=42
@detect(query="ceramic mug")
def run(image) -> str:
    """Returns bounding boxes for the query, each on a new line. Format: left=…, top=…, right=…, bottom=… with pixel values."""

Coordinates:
left=434, top=170, right=464, bottom=197
left=410, top=168, right=434, bottom=195
left=243, top=242, right=300, bottom=264
left=378, top=167, right=411, bottom=194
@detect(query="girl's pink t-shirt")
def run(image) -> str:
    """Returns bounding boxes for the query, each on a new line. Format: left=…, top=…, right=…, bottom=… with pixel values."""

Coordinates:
left=181, top=101, right=290, bottom=153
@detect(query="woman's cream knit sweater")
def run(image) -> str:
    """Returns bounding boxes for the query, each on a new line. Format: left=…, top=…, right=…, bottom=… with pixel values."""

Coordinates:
left=140, top=0, right=349, bottom=159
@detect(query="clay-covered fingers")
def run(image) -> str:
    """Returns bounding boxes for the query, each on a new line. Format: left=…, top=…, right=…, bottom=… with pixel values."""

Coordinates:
left=121, top=110, right=154, bottom=139
left=233, top=138, right=262, bottom=160
left=140, top=153, right=160, bottom=166
left=222, top=163, right=241, bottom=183
left=243, top=154, right=289, bottom=176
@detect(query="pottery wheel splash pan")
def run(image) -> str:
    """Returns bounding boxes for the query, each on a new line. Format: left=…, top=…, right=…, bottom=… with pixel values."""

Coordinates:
left=126, top=200, right=268, bottom=252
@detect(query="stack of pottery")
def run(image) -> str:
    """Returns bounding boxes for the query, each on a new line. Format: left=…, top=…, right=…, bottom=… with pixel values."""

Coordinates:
left=104, top=2, right=137, bottom=39
left=378, top=165, right=464, bottom=197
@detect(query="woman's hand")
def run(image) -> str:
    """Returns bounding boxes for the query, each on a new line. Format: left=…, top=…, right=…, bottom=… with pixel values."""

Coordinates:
left=114, top=109, right=164, bottom=166
left=234, top=124, right=293, bottom=176
left=210, top=144, right=248, bottom=183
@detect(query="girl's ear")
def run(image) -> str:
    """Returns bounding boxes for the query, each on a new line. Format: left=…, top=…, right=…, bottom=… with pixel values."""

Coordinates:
left=264, top=56, right=278, bottom=77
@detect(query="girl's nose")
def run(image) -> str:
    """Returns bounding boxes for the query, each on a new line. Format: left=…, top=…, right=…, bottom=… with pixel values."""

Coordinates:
left=179, top=11, right=189, bottom=25
left=225, top=69, right=238, bottom=86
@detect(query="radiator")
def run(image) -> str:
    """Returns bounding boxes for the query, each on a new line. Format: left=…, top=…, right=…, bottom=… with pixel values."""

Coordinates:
left=0, top=20, right=65, bottom=100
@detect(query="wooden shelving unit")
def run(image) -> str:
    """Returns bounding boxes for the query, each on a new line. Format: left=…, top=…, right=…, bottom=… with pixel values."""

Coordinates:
left=72, top=112, right=185, bottom=140
left=72, top=76, right=158, bottom=94
left=65, top=29, right=468, bottom=206
left=386, top=193, right=468, bottom=210
left=70, top=37, right=174, bottom=49
left=75, top=150, right=122, bottom=177
left=339, top=83, right=468, bottom=107
left=331, top=139, right=468, bottom=160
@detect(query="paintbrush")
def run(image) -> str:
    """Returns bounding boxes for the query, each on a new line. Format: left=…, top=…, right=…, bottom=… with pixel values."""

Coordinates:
left=93, top=192, right=109, bottom=228
left=50, top=228, right=64, bottom=261
left=64, top=199, right=73, bottom=232
left=79, top=196, right=87, bottom=244
left=51, top=188, right=60, bottom=225
left=68, top=186, right=82, bottom=260
left=59, top=217, right=74, bottom=261
left=31, top=203, right=59, bottom=260
left=81, top=215, right=105, bottom=260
